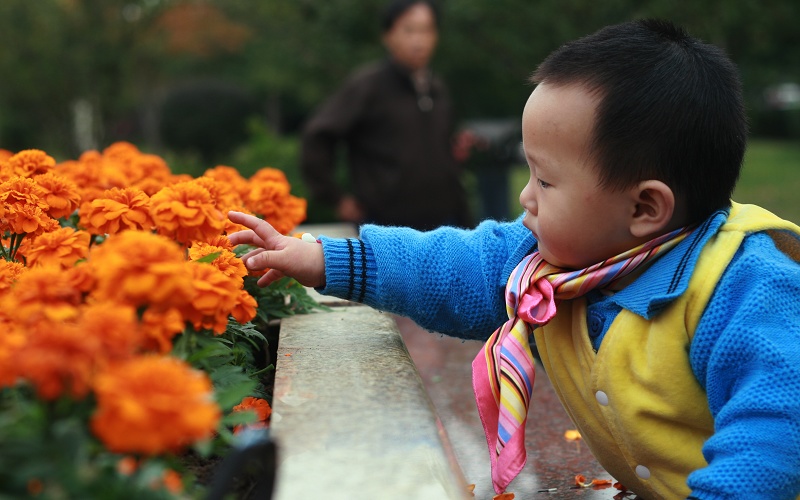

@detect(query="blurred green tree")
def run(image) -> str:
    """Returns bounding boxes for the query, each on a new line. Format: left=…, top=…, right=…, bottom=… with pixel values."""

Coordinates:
left=0, top=0, right=798, bottom=160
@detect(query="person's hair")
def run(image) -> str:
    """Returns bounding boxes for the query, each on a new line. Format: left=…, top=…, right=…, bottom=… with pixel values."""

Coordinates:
left=531, top=19, right=747, bottom=223
left=380, top=0, right=441, bottom=33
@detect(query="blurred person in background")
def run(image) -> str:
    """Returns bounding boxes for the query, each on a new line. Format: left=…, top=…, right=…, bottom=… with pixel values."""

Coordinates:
left=300, top=0, right=471, bottom=231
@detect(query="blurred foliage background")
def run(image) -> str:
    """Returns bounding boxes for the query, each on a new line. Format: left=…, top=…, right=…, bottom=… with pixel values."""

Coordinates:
left=1, top=0, right=799, bottom=220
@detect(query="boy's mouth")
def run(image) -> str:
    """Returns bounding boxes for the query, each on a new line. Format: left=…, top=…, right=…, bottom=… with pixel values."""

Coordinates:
left=521, top=213, right=538, bottom=238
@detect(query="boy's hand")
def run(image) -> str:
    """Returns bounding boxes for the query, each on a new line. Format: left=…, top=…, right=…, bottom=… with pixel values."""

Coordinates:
left=227, top=211, right=326, bottom=288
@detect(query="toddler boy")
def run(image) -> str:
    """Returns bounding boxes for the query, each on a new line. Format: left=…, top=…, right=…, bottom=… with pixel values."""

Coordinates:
left=228, top=19, right=800, bottom=499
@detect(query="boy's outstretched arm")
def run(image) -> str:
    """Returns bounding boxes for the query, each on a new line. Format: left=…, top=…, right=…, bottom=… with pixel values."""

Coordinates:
left=227, top=211, right=325, bottom=288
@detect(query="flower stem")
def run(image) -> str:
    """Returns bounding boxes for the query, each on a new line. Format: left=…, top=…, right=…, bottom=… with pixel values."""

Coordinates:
left=9, top=232, right=26, bottom=261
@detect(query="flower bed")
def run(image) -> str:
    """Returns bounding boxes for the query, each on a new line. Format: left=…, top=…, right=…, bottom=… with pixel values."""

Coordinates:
left=0, top=143, right=322, bottom=498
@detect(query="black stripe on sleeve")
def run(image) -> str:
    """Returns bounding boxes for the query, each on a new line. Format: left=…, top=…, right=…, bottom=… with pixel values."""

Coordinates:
left=346, top=238, right=355, bottom=301
left=357, top=239, right=367, bottom=303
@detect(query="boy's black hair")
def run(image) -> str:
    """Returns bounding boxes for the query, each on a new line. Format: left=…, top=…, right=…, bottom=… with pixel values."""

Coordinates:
left=532, top=19, right=747, bottom=223
left=381, top=0, right=441, bottom=33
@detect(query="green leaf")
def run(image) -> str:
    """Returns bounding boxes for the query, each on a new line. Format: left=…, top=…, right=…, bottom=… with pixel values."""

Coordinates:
left=209, top=364, right=258, bottom=411
left=221, top=410, right=258, bottom=427
left=192, top=438, right=215, bottom=459
left=186, top=341, right=233, bottom=365
left=194, top=251, right=222, bottom=264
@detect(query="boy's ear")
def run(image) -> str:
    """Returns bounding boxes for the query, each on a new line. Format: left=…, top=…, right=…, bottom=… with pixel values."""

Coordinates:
left=629, top=180, right=676, bottom=238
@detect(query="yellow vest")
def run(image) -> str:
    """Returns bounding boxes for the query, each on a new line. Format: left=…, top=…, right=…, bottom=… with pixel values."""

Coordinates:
left=534, top=203, right=800, bottom=499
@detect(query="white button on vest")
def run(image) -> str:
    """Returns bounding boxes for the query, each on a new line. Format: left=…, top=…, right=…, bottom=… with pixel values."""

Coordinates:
left=595, top=390, right=609, bottom=406
left=635, top=465, right=651, bottom=479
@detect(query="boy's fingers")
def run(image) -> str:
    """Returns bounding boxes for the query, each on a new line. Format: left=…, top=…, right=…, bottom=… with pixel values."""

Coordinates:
left=246, top=247, right=293, bottom=272
left=240, top=247, right=266, bottom=264
left=228, top=211, right=281, bottom=245
left=257, top=269, right=285, bottom=287
left=227, top=229, right=263, bottom=247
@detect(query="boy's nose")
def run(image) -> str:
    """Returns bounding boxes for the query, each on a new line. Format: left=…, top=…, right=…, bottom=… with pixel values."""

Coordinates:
left=520, top=184, right=537, bottom=214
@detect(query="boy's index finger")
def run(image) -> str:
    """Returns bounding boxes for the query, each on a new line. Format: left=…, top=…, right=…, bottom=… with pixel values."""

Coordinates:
left=228, top=211, right=281, bottom=242
left=227, top=211, right=260, bottom=228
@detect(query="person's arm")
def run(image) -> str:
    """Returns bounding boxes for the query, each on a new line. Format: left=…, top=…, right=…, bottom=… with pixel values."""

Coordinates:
left=227, top=211, right=535, bottom=340
left=687, top=232, right=800, bottom=498
left=318, top=218, right=534, bottom=339
left=299, top=72, right=371, bottom=211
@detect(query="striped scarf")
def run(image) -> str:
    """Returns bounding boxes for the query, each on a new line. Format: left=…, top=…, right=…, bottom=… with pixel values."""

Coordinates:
left=472, top=225, right=693, bottom=494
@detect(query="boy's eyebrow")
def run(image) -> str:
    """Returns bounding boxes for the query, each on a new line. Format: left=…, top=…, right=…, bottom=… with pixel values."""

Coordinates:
left=525, top=149, right=549, bottom=169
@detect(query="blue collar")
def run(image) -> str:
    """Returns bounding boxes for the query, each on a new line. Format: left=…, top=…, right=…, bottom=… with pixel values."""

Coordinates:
left=606, top=208, right=730, bottom=319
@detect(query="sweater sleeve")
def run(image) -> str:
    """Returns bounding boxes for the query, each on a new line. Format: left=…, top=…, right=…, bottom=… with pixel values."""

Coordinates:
left=687, top=232, right=800, bottom=499
left=317, top=217, right=535, bottom=340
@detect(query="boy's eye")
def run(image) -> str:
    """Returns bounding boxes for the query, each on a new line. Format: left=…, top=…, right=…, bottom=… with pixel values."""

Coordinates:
left=537, top=178, right=551, bottom=189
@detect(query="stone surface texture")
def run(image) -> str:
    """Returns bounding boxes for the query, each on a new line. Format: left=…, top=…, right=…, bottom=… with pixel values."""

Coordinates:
left=271, top=307, right=471, bottom=500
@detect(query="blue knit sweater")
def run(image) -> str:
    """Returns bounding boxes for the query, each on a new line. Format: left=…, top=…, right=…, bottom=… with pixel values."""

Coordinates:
left=317, top=209, right=800, bottom=499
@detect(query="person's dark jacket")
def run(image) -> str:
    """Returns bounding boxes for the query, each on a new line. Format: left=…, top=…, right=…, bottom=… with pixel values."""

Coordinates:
left=300, top=59, right=471, bottom=230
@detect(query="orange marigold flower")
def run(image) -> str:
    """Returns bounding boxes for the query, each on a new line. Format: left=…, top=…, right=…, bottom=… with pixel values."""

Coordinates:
left=0, top=164, right=14, bottom=183
left=222, top=207, right=256, bottom=236
left=232, top=396, right=272, bottom=433
left=54, top=155, right=105, bottom=201
left=243, top=175, right=290, bottom=219
left=133, top=176, right=169, bottom=197
left=249, top=167, right=289, bottom=185
left=204, top=165, right=248, bottom=199
left=269, top=194, right=307, bottom=235
left=244, top=178, right=307, bottom=235
left=102, top=141, right=141, bottom=163
left=0, top=177, right=58, bottom=236
left=156, top=469, right=184, bottom=494
left=56, top=150, right=129, bottom=201
left=22, top=226, right=90, bottom=269
left=140, top=307, right=186, bottom=353
left=130, top=154, right=172, bottom=195
left=88, top=231, right=194, bottom=309
left=169, top=173, right=194, bottom=184
left=0, top=259, right=26, bottom=295
left=233, top=396, right=272, bottom=421
left=91, top=355, right=221, bottom=455
left=204, top=234, right=235, bottom=251
left=117, top=456, right=138, bottom=476
left=194, top=176, right=243, bottom=214
left=5, top=149, right=55, bottom=178
left=0, top=149, right=13, bottom=161
left=14, top=301, right=141, bottom=397
left=2, top=266, right=83, bottom=325
left=3, top=204, right=59, bottom=236
left=150, top=179, right=225, bottom=245
left=32, top=172, right=81, bottom=219
left=0, top=324, right=25, bottom=388
left=180, top=262, right=241, bottom=334
left=0, top=176, right=49, bottom=216
left=78, top=187, right=153, bottom=235
left=231, top=288, right=257, bottom=325
left=78, top=302, right=143, bottom=362
left=64, top=261, right=96, bottom=294
left=188, top=242, right=247, bottom=279
left=14, top=320, right=101, bottom=400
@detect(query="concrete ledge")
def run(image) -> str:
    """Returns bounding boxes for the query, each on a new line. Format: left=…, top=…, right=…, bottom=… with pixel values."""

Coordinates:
left=271, top=306, right=471, bottom=500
